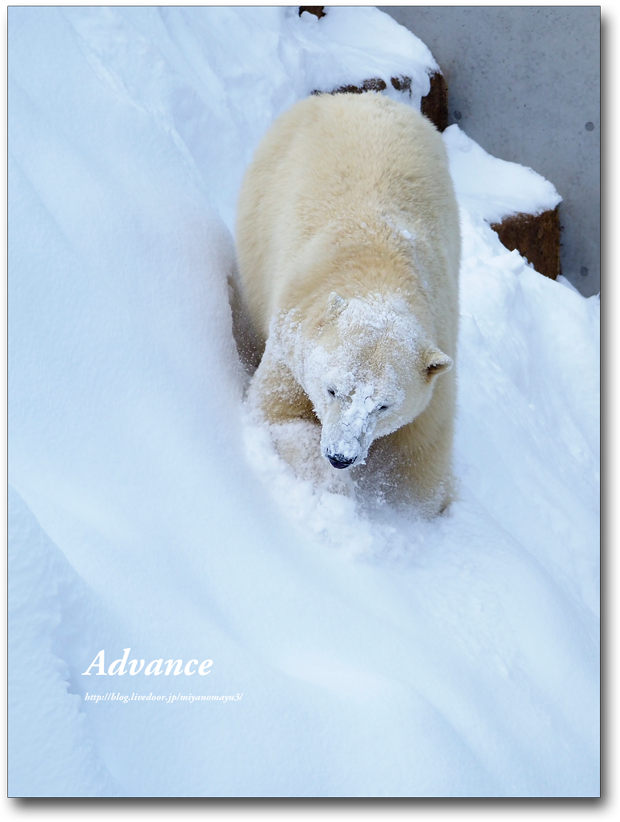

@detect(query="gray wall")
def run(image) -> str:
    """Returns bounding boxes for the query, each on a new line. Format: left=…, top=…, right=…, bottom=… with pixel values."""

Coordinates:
left=380, top=6, right=600, bottom=296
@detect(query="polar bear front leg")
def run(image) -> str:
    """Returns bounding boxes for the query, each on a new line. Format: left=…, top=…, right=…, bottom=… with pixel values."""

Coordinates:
left=246, top=342, right=315, bottom=426
left=246, top=347, right=353, bottom=495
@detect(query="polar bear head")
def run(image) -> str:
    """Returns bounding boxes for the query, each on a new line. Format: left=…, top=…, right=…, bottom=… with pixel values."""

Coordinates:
left=298, top=292, right=452, bottom=470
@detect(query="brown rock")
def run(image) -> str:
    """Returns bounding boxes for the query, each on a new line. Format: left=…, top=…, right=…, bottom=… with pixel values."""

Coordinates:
left=299, top=7, right=325, bottom=19
left=390, top=76, right=412, bottom=94
left=330, top=78, right=387, bottom=95
left=310, top=72, right=448, bottom=134
left=421, top=72, right=448, bottom=133
left=490, top=206, right=561, bottom=280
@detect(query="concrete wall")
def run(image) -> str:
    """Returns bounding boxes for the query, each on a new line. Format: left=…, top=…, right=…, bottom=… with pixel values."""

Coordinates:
left=379, top=6, right=600, bottom=296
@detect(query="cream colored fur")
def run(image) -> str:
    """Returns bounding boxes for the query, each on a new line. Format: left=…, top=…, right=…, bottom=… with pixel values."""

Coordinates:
left=235, top=92, right=460, bottom=516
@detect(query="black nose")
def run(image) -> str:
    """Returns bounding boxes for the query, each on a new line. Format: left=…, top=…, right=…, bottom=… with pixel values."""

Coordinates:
left=327, top=454, right=355, bottom=469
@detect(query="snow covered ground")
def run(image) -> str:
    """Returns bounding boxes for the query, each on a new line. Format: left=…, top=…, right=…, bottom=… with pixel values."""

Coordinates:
left=8, top=6, right=599, bottom=798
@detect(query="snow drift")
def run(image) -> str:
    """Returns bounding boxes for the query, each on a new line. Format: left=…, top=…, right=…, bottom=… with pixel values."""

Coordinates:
left=8, top=6, right=599, bottom=797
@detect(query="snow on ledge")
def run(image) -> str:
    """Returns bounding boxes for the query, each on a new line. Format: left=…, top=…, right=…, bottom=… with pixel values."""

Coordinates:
left=444, top=125, right=562, bottom=223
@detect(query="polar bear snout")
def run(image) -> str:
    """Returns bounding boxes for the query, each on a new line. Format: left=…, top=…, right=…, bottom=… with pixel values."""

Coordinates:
left=320, top=395, right=377, bottom=471
left=326, top=452, right=356, bottom=470
left=322, top=429, right=368, bottom=470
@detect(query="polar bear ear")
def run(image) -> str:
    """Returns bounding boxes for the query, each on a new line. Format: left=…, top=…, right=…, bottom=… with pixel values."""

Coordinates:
left=423, top=347, right=453, bottom=380
left=326, top=292, right=347, bottom=318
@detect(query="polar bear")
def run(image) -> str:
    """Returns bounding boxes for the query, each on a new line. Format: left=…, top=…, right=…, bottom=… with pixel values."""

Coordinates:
left=235, top=92, right=460, bottom=515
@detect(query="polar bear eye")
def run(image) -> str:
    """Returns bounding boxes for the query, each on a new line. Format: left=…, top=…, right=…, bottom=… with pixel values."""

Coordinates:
left=378, top=404, right=389, bottom=412
left=327, top=387, right=337, bottom=398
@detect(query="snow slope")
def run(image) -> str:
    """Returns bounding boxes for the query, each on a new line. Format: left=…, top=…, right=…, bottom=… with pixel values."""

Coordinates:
left=8, top=6, right=599, bottom=797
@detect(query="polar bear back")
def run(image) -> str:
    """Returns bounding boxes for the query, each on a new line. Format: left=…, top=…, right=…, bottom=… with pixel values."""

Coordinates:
left=236, top=92, right=459, bottom=356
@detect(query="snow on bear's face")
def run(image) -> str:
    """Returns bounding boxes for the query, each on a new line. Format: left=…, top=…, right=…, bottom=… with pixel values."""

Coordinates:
left=300, top=292, right=452, bottom=471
